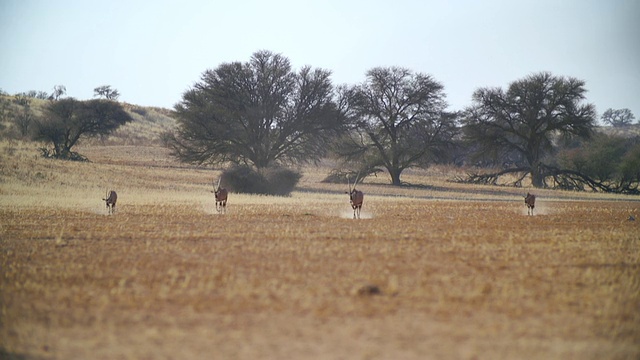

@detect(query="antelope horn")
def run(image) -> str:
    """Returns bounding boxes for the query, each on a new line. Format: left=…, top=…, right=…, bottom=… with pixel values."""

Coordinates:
left=347, top=175, right=352, bottom=192
left=354, top=170, right=361, bottom=188
left=216, top=178, right=221, bottom=191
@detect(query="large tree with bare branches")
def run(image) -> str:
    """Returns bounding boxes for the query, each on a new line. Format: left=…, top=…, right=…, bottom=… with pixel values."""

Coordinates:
left=462, top=72, right=596, bottom=188
left=334, top=67, right=458, bottom=186
left=165, top=50, right=343, bottom=169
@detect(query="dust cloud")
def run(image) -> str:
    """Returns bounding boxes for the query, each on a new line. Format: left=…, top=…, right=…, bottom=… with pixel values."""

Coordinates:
left=339, top=209, right=374, bottom=219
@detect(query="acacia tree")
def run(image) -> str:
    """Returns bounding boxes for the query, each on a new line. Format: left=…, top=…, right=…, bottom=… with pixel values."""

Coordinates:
left=601, top=108, right=636, bottom=127
left=33, top=98, right=132, bottom=160
left=334, top=67, right=458, bottom=185
left=463, top=72, right=596, bottom=188
left=93, top=85, right=120, bottom=101
left=50, top=85, right=66, bottom=101
left=166, top=50, right=342, bottom=168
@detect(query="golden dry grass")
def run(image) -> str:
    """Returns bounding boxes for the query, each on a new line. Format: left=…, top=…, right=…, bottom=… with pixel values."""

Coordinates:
left=1, top=140, right=639, bottom=360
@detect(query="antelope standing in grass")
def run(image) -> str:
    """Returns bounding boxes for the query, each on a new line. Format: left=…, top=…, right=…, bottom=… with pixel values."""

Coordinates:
left=212, top=179, right=228, bottom=213
left=103, top=190, right=117, bottom=215
left=347, top=174, right=364, bottom=219
left=524, top=192, right=536, bottom=215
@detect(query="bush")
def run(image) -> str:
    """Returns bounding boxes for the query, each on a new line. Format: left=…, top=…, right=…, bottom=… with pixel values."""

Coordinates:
left=263, top=167, right=303, bottom=196
left=555, top=134, right=640, bottom=193
left=221, top=166, right=269, bottom=194
left=221, top=166, right=301, bottom=196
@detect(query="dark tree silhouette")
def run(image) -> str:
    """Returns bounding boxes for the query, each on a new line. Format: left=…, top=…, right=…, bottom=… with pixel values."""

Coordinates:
left=334, top=67, right=458, bottom=186
left=166, top=50, right=343, bottom=168
left=50, top=85, right=66, bottom=101
left=93, top=85, right=121, bottom=101
left=463, top=72, right=596, bottom=188
left=33, top=98, right=132, bottom=160
left=601, top=108, right=636, bottom=127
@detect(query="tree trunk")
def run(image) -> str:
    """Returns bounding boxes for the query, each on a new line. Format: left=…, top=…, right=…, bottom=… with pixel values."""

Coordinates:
left=530, top=165, right=545, bottom=188
left=53, top=142, right=63, bottom=158
left=60, top=146, right=71, bottom=159
left=389, top=168, right=402, bottom=186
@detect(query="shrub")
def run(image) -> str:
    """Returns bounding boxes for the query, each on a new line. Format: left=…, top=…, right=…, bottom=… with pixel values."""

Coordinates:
left=221, top=166, right=301, bottom=195
left=221, top=166, right=268, bottom=194
left=263, top=167, right=303, bottom=196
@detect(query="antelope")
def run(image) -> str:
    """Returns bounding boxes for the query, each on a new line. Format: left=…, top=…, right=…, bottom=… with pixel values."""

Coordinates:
left=212, top=178, right=228, bottom=213
left=102, top=190, right=117, bottom=215
left=347, top=174, right=364, bottom=219
left=524, top=192, right=536, bottom=215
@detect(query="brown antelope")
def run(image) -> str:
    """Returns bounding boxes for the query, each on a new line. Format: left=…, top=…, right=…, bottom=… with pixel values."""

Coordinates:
left=212, top=178, right=228, bottom=213
left=102, top=190, right=117, bottom=215
left=524, top=192, right=536, bottom=215
left=347, top=174, right=364, bottom=219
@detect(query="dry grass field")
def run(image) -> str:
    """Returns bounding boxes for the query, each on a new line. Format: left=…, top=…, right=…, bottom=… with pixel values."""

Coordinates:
left=1, top=140, right=639, bottom=360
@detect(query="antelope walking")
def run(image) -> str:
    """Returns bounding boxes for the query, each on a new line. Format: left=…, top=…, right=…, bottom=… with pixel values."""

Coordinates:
left=524, top=192, right=536, bottom=215
left=212, top=178, right=228, bottom=213
left=347, top=174, right=364, bottom=219
left=102, top=190, right=117, bottom=215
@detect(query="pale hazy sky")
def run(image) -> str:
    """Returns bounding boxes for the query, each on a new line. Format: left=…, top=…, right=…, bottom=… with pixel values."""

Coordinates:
left=1, top=0, right=638, bottom=119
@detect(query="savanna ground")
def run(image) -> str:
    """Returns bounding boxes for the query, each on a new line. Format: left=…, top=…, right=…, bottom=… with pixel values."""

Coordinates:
left=1, top=140, right=639, bottom=360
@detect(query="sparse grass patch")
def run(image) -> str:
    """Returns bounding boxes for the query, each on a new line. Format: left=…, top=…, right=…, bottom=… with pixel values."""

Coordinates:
left=1, top=139, right=639, bottom=359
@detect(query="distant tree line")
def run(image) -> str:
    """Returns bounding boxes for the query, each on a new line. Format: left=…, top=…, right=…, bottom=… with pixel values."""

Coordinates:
left=164, top=50, right=639, bottom=194
left=1, top=51, right=638, bottom=194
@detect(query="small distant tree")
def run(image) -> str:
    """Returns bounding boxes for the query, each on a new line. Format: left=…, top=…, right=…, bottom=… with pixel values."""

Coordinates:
left=50, top=85, right=66, bottom=101
left=93, top=85, right=120, bottom=101
left=12, top=94, right=34, bottom=137
left=32, top=98, right=132, bottom=160
left=18, top=90, right=48, bottom=99
left=601, top=108, right=636, bottom=127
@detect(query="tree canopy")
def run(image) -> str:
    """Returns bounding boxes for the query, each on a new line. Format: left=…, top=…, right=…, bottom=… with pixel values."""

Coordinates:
left=334, top=67, right=458, bottom=185
left=462, top=72, right=597, bottom=187
left=166, top=50, right=343, bottom=169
